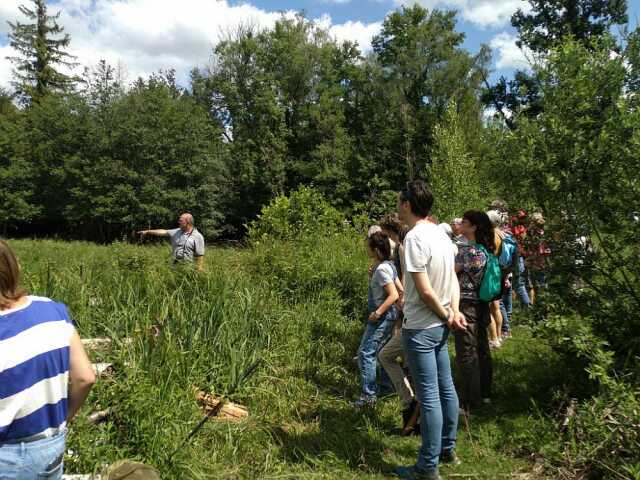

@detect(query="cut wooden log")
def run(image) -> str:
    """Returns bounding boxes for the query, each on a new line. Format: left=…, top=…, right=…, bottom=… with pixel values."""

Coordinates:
left=92, top=363, right=115, bottom=377
left=87, top=408, right=112, bottom=424
left=82, top=337, right=132, bottom=349
left=194, top=388, right=249, bottom=422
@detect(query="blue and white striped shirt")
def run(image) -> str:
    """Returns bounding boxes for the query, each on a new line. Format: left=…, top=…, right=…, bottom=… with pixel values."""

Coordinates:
left=0, top=296, right=74, bottom=442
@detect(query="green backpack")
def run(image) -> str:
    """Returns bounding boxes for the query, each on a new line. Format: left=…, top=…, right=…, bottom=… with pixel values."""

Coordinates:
left=475, top=244, right=502, bottom=302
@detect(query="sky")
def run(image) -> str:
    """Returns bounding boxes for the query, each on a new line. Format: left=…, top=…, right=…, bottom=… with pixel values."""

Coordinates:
left=0, top=0, right=638, bottom=90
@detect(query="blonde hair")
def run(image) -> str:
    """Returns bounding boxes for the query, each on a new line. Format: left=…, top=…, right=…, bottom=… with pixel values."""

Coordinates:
left=0, top=240, right=26, bottom=309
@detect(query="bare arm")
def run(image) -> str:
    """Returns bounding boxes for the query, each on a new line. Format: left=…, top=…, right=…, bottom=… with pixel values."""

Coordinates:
left=369, top=282, right=399, bottom=323
left=67, top=330, right=96, bottom=422
left=411, top=271, right=450, bottom=321
left=137, top=229, right=169, bottom=237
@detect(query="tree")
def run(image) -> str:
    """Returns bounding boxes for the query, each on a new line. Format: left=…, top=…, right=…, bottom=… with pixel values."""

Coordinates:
left=369, top=5, right=488, bottom=181
left=426, top=101, right=483, bottom=222
left=6, top=0, right=78, bottom=103
left=481, top=71, right=543, bottom=130
left=512, top=0, right=628, bottom=53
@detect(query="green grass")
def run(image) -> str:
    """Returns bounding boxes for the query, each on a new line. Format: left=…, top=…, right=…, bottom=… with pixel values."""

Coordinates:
left=8, top=238, right=561, bottom=479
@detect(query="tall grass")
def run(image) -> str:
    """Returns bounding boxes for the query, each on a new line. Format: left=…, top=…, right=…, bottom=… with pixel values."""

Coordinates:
left=9, top=238, right=543, bottom=479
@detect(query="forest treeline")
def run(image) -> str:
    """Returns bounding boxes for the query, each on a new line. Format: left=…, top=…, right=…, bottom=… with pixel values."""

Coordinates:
left=0, top=0, right=629, bottom=242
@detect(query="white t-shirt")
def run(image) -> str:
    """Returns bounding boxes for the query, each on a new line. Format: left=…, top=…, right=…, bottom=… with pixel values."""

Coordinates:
left=403, top=222, right=456, bottom=330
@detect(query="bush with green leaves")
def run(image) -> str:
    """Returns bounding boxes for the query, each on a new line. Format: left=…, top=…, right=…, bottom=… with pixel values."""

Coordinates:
left=486, top=31, right=640, bottom=478
left=247, top=186, right=347, bottom=242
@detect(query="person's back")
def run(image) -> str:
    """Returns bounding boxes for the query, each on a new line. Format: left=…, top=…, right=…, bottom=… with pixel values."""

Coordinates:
left=0, top=240, right=95, bottom=479
left=403, top=222, right=456, bottom=329
left=0, top=296, right=74, bottom=443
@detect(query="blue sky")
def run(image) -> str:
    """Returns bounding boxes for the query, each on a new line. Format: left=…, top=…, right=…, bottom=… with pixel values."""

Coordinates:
left=1, top=0, right=639, bottom=89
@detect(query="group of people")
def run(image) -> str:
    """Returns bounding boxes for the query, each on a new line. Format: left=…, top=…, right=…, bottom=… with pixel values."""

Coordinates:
left=354, top=181, right=549, bottom=480
left=0, top=192, right=550, bottom=479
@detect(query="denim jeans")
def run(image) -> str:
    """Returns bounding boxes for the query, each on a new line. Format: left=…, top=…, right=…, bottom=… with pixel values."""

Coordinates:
left=402, top=325, right=459, bottom=473
left=515, top=257, right=531, bottom=306
left=0, top=431, right=66, bottom=479
left=500, top=285, right=512, bottom=333
left=358, top=306, right=396, bottom=398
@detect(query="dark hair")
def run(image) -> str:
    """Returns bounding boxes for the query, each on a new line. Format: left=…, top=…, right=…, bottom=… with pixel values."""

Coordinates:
left=367, top=232, right=392, bottom=261
left=399, top=180, right=434, bottom=218
left=462, top=210, right=496, bottom=253
left=379, top=213, right=404, bottom=236
left=0, top=240, right=26, bottom=309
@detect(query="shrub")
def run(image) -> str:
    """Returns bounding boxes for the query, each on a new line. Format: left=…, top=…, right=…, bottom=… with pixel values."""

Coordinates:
left=247, top=186, right=346, bottom=243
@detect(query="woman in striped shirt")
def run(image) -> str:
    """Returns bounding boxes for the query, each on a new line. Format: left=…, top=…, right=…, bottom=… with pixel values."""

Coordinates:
left=0, top=240, right=95, bottom=479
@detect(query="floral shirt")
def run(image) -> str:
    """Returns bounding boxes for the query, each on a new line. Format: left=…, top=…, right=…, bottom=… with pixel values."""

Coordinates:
left=456, top=243, right=487, bottom=301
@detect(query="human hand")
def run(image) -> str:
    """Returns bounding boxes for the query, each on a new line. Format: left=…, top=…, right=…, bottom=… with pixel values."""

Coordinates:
left=448, top=311, right=467, bottom=331
left=368, top=311, right=381, bottom=323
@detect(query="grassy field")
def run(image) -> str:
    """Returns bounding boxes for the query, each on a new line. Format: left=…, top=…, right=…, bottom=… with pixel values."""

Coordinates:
left=9, top=238, right=562, bottom=479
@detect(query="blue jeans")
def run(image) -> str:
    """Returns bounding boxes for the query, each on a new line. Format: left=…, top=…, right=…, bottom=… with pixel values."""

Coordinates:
left=515, top=257, right=531, bottom=306
left=500, top=285, right=512, bottom=333
left=358, top=307, right=396, bottom=398
left=0, top=432, right=66, bottom=479
left=402, top=325, right=459, bottom=473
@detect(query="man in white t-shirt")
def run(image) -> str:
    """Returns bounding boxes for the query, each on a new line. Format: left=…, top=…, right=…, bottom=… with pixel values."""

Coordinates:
left=393, top=181, right=467, bottom=480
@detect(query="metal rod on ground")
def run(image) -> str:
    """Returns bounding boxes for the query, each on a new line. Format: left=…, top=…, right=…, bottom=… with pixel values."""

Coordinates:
left=166, top=359, right=262, bottom=463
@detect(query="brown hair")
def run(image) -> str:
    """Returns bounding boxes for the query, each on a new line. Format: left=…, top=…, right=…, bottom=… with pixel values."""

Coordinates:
left=367, top=232, right=392, bottom=262
left=0, top=240, right=26, bottom=309
left=379, top=213, right=408, bottom=242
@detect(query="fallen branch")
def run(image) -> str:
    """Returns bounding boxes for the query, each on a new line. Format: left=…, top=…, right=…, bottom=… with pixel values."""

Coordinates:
left=87, top=408, right=112, bottom=425
left=92, top=363, right=115, bottom=377
left=194, top=387, right=249, bottom=422
left=82, top=337, right=132, bottom=349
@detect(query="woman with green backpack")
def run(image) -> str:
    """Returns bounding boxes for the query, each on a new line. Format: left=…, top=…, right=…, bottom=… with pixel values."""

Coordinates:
left=454, top=211, right=501, bottom=411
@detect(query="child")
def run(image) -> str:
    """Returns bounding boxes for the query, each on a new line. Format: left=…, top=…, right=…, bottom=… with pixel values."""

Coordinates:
left=354, top=231, right=399, bottom=407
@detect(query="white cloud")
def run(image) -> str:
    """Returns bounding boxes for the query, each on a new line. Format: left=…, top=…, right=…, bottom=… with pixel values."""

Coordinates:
left=0, top=0, right=24, bottom=36
left=395, top=0, right=530, bottom=28
left=489, top=32, right=531, bottom=70
left=0, top=0, right=382, bottom=89
left=329, top=20, right=382, bottom=52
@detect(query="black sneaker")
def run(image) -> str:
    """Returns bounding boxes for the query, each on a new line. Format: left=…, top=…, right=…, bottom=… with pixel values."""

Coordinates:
left=440, top=450, right=461, bottom=466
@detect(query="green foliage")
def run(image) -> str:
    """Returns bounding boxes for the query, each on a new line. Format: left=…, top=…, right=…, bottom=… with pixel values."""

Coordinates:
left=6, top=0, right=78, bottom=103
left=248, top=186, right=346, bottom=242
left=10, top=238, right=547, bottom=479
left=426, top=101, right=483, bottom=221
left=512, top=0, right=628, bottom=53
left=484, top=32, right=640, bottom=478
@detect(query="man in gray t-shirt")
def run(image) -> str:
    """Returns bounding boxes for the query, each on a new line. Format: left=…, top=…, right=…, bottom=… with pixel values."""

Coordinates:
left=138, top=213, right=205, bottom=271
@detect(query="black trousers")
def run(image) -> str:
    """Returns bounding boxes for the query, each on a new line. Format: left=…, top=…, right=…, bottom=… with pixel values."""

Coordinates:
left=454, top=300, right=493, bottom=409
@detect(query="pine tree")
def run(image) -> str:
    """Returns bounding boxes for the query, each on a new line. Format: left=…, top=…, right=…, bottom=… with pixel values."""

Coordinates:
left=6, top=0, right=78, bottom=103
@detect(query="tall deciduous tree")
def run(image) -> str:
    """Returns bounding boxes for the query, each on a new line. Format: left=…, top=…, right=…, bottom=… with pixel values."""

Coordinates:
left=6, top=0, right=78, bottom=103
left=512, top=0, right=628, bottom=52
left=369, top=5, right=488, bottom=182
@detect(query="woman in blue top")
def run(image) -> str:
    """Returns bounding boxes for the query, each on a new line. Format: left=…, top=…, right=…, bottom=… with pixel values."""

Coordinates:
left=0, top=240, right=96, bottom=479
left=353, top=232, right=399, bottom=408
